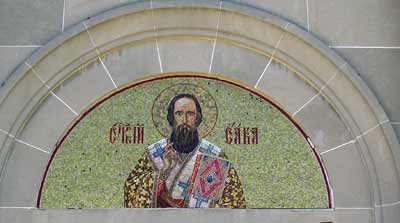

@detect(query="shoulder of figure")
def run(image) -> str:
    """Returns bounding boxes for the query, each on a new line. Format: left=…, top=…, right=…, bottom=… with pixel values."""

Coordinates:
left=145, top=138, right=167, bottom=170
left=146, top=138, right=167, bottom=153
left=198, top=139, right=223, bottom=157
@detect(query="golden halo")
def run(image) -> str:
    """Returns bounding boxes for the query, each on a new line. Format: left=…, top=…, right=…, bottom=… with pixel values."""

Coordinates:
left=152, top=83, right=218, bottom=138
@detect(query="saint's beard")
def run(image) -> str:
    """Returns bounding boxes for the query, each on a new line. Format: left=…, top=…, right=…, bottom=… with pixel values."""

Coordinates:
left=170, top=123, right=199, bottom=153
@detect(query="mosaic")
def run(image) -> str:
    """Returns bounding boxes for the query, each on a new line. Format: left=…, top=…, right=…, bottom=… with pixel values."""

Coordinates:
left=39, top=74, right=330, bottom=208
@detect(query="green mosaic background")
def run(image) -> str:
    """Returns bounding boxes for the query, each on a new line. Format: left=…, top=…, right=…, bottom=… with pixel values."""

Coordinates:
left=40, top=76, right=328, bottom=208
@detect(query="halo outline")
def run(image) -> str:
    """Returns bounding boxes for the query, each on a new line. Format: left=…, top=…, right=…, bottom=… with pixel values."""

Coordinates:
left=151, top=82, right=218, bottom=138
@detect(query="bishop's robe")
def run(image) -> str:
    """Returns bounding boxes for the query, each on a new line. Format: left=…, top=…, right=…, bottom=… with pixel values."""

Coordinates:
left=124, top=138, right=246, bottom=208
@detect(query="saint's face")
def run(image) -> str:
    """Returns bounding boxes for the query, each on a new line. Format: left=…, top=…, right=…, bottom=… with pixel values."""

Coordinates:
left=173, top=97, right=198, bottom=128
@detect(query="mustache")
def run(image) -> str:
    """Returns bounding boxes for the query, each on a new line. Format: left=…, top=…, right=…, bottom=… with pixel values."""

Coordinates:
left=176, top=124, right=192, bottom=138
left=170, top=124, right=199, bottom=153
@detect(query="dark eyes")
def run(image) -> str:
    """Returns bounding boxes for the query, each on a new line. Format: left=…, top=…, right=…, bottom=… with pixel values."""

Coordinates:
left=175, top=111, right=184, bottom=116
left=174, top=111, right=195, bottom=116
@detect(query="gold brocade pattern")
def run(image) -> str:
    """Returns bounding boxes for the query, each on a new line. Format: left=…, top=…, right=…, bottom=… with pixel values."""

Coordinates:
left=124, top=153, right=246, bottom=208
left=124, top=153, right=155, bottom=208
left=215, top=166, right=246, bottom=208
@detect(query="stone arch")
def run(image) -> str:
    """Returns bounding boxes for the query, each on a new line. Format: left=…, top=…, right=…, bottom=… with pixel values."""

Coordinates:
left=0, top=1, right=398, bottom=222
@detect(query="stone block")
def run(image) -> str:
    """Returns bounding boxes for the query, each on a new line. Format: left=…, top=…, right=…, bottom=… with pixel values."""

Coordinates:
left=211, top=41, right=268, bottom=86
left=323, top=66, right=379, bottom=134
left=102, top=42, right=160, bottom=86
left=18, top=91, right=77, bottom=153
left=65, top=0, right=143, bottom=28
left=0, top=208, right=336, bottom=223
left=0, top=47, right=38, bottom=85
left=0, top=70, right=44, bottom=131
left=309, top=0, right=400, bottom=45
left=0, top=133, right=7, bottom=149
left=321, top=143, right=371, bottom=207
left=336, top=48, right=400, bottom=123
left=0, top=209, right=33, bottom=223
left=84, top=7, right=153, bottom=48
left=31, top=30, right=95, bottom=86
left=295, top=94, right=353, bottom=153
left=0, top=142, right=49, bottom=206
left=393, top=124, right=400, bottom=142
left=256, top=60, right=318, bottom=115
left=277, top=29, right=341, bottom=84
left=152, top=0, right=220, bottom=8
left=333, top=208, right=373, bottom=223
left=53, top=58, right=115, bottom=113
left=229, top=0, right=307, bottom=28
left=361, top=122, right=400, bottom=204
left=153, top=6, right=220, bottom=30
left=0, top=0, right=63, bottom=45
left=0, top=133, right=9, bottom=168
left=158, top=39, right=213, bottom=73
left=381, top=204, right=400, bottom=223
left=219, top=4, right=285, bottom=49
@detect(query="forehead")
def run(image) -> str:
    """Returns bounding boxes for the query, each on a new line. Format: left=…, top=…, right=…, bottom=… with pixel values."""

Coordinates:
left=174, top=97, right=197, bottom=111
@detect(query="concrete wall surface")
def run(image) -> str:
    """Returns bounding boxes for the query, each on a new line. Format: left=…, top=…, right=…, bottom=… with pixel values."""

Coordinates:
left=0, top=0, right=399, bottom=223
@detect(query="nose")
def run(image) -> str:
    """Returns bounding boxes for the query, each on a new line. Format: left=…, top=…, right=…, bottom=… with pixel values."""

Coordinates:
left=183, top=113, right=188, bottom=123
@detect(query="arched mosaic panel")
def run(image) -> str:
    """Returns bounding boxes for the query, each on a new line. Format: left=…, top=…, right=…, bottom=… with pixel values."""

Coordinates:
left=39, top=74, right=330, bottom=208
left=0, top=2, right=398, bottom=222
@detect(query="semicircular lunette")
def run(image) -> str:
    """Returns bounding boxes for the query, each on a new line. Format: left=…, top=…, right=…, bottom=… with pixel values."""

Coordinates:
left=38, top=74, right=331, bottom=209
